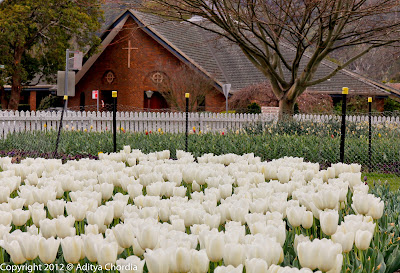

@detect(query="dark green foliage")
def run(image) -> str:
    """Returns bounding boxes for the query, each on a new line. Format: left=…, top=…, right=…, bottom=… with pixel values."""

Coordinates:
left=247, top=102, right=261, bottom=114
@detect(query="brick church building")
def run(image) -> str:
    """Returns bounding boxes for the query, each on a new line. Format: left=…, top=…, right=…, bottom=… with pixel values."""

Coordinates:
left=15, top=7, right=400, bottom=111
left=70, top=9, right=228, bottom=112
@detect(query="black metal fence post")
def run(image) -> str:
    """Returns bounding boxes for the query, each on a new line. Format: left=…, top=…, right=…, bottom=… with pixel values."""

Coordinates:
left=112, top=91, right=117, bottom=153
left=54, top=95, right=68, bottom=157
left=185, top=93, right=189, bottom=152
left=368, top=97, right=372, bottom=171
left=340, top=87, right=348, bottom=163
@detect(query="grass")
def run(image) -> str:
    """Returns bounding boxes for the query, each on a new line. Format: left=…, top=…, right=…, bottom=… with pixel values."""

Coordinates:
left=364, top=172, right=400, bottom=191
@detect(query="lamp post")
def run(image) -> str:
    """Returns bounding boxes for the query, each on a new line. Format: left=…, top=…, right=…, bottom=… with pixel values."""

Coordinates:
left=145, top=90, right=154, bottom=111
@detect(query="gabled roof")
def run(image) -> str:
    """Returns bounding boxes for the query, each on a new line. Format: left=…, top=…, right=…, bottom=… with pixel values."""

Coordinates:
left=77, top=8, right=398, bottom=97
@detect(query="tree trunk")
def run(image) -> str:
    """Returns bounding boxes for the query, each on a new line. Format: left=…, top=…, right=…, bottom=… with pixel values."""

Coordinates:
left=278, top=97, right=295, bottom=120
left=8, top=46, right=24, bottom=110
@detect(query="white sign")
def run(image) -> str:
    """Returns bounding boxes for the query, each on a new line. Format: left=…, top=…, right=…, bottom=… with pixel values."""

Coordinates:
left=92, top=90, right=99, bottom=99
left=57, top=71, right=75, bottom=96
left=72, top=52, right=83, bottom=70
left=0, top=65, right=4, bottom=69
left=222, top=84, right=231, bottom=98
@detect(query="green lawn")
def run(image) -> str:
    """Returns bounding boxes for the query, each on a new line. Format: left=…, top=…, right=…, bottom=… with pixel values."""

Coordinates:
left=364, top=172, right=400, bottom=191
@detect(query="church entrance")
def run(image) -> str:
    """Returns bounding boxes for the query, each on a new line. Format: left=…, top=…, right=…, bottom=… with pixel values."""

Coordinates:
left=100, top=90, right=115, bottom=111
left=143, top=91, right=168, bottom=111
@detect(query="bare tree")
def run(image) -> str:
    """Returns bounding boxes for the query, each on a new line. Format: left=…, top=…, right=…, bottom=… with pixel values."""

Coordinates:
left=140, top=0, right=400, bottom=117
left=155, top=64, right=214, bottom=112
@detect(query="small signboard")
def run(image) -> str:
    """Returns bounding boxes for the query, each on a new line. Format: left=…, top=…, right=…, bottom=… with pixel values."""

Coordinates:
left=92, top=90, right=99, bottom=99
left=72, top=52, right=83, bottom=70
left=222, top=84, right=231, bottom=98
left=57, top=71, right=75, bottom=97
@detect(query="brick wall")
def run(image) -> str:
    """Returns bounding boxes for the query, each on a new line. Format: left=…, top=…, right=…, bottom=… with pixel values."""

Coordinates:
left=71, top=16, right=225, bottom=112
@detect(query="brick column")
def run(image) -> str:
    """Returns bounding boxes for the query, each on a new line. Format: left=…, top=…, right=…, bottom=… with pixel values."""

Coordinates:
left=29, top=91, right=36, bottom=111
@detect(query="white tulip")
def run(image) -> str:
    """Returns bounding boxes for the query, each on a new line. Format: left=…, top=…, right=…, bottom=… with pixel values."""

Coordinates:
left=0, top=211, right=12, bottom=226
left=113, top=224, right=135, bottom=249
left=367, top=199, right=384, bottom=220
left=55, top=215, right=76, bottom=238
left=85, top=224, right=99, bottom=235
left=286, top=206, right=305, bottom=228
left=83, top=234, right=103, bottom=262
left=205, top=233, right=225, bottom=262
left=47, top=199, right=65, bottom=218
left=320, top=210, right=339, bottom=236
left=332, top=230, right=354, bottom=253
left=12, top=209, right=30, bottom=226
left=302, top=211, right=313, bottom=229
left=214, top=264, right=243, bottom=273
left=3, top=240, right=26, bottom=264
left=66, top=202, right=88, bottom=221
left=97, top=241, right=119, bottom=269
left=144, top=248, right=170, bottom=273
left=17, top=233, right=39, bottom=260
left=245, top=258, right=269, bottom=273
left=61, top=236, right=83, bottom=264
left=116, top=255, right=145, bottom=273
left=38, top=237, right=60, bottom=263
left=38, top=218, right=56, bottom=238
left=223, top=243, right=245, bottom=267
left=355, top=230, right=373, bottom=250
left=137, top=224, right=159, bottom=250
left=190, top=249, right=209, bottom=273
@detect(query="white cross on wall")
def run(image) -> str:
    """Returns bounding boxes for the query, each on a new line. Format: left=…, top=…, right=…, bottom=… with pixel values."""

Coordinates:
left=122, top=40, right=138, bottom=68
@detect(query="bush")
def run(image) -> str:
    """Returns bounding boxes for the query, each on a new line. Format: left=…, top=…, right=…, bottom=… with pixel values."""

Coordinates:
left=247, top=102, right=261, bottom=114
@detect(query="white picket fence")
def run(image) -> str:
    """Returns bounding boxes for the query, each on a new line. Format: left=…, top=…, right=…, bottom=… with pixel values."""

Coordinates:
left=0, top=111, right=265, bottom=138
left=0, top=110, right=398, bottom=138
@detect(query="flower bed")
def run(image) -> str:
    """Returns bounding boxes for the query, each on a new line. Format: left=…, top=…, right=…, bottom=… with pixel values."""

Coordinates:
left=0, top=148, right=397, bottom=272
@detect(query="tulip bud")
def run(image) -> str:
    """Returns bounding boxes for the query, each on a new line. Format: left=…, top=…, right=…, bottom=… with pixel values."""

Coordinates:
left=302, top=211, right=313, bottom=229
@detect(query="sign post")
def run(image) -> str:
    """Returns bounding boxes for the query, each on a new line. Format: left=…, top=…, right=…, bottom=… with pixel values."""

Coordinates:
left=185, top=93, right=190, bottom=152
left=368, top=97, right=372, bottom=171
left=222, top=84, right=231, bottom=114
left=54, top=49, right=83, bottom=157
left=340, top=87, right=348, bottom=163
left=112, top=91, right=117, bottom=153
